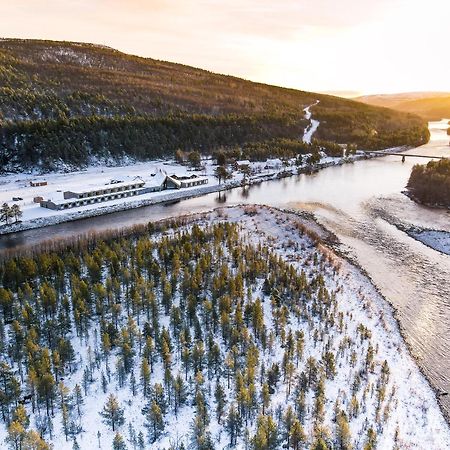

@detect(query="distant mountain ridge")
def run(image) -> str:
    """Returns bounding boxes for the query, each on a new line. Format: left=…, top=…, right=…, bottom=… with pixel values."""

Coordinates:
left=0, top=39, right=429, bottom=172
left=357, top=92, right=450, bottom=120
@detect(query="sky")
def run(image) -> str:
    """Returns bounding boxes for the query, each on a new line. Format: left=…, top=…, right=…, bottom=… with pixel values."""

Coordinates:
left=1, top=0, right=449, bottom=95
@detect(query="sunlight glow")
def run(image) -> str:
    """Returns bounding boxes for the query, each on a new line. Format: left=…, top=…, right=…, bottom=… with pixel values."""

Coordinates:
left=1, top=0, right=449, bottom=94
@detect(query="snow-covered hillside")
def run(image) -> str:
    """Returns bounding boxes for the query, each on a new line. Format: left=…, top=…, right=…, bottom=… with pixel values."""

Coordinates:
left=0, top=206, right=448, bottom=450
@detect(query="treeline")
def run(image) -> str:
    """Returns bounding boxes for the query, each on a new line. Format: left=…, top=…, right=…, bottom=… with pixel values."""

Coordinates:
left=0, top=113, right=306, bottom=171
left=212, top=138, right=347, bottom=163
left=314, top=107, right=429, bottom=150
left=407, top=158, right=450, bottom=206
left=0, top=212, right=390, bottom=449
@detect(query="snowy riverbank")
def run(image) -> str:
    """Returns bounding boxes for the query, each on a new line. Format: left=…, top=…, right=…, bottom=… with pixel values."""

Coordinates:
left=0, top=147, right=407, bottom=236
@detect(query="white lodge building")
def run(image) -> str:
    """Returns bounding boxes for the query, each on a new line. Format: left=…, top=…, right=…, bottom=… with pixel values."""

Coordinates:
left=40, top=171, right=208, bottom=211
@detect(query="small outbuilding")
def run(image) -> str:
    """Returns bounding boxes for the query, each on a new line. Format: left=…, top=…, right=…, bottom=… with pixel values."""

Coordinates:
left=30, top=181, right=47, bottom=187
left=165, top=174, right=208, bottom=189
left=234, top=160, right=251, bottom=171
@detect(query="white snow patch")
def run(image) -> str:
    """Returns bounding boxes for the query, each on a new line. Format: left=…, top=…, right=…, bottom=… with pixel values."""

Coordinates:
left=303, top=101, right=320, bottom=144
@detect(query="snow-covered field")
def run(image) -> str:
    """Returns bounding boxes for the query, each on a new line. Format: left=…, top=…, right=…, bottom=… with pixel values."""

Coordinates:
left=0, top=159, right=218, bottom=221
left=0, top=205, right=448, bottom=449
left=0, top=155, right=350, bottom=235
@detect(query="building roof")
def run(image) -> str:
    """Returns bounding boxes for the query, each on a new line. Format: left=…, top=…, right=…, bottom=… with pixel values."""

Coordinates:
left=266, top=158, right=283, bottom=165
left=65, top=178, right=145, bottom=196
left=148, top=169, right=167, bottom=187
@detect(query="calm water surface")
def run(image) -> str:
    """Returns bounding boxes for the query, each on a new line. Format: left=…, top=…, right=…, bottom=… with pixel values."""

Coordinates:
left=1, top=120, right=449, bottom=418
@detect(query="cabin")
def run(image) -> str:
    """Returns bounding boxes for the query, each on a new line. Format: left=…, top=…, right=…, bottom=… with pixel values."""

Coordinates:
left=264, top=158, right=283, bottom=170
left=30, top=181, right=47, bottom=187
left=234, top=160, right=251, bottom=171
left=33, top=196, right=44, bottom=203
left=165, top=174, right=208, bottom=189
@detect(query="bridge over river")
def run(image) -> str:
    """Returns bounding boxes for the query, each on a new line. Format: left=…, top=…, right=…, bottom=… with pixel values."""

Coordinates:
left=363, top=151, right=447, bottom=160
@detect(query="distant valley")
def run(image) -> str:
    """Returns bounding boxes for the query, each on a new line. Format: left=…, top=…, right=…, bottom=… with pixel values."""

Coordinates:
left=357, top=92, right=450, bottom=121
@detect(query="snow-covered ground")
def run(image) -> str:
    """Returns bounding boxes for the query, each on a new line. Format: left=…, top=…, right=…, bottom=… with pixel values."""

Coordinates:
left=410, top=230, right=450, bottom=255
left=0, top=160, right=217, bottom=220
left=303, top=101, right=320, bottom=144
left=0, top=205, right=448, bottom=449
left=0, top=141, right=410, bottom=236
left=0, top=155, right=351, bottom=235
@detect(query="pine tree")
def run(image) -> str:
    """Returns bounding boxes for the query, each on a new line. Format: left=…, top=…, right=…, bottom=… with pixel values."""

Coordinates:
left=311, top=438, right=329, bottom=450
left=323, top=351, right=337, bottom=379
left=173, top=373, right=187, bottom=417
left=100, top=394, right=125, bottom=432
left=10, top=204, right=22, bottom=224
left=6, top=421, right=26, bottom=450
left=190, top=415, right=214, bottom=450
left=261, top=383, right=270, bottom=415
left=12, top=404, right=29, bottom=429
left=23, top=430, right=50, bottom=450
left=226, top=404, right=241, bottom=447
left=73, top=384, right=83, bottom=418
left=289, top=419, right=306, bottom=450
left=252, top=415, right=278, bottom=450
left=0, top=361, right=21, bottom=423
left=128, top=423, right=137, bottom=449
left=214, top=382, right=227, bottom=424
left=0, top=203, right=13, bottom=225
left=283, top=406, right=295, bottom=447
left=363, top=427, right=377, bottom=450
left=113, top=432, right=127, bottom=450
left=137, top=431, right=145, bottom=450
left=37, top=372, right=56, bottom=417
left=62, top=403, right=70, bottom=441
left=146, top=400, right=164, bottom=443
left=295, top=331, right=304, bottom=367
left=335, top=410, right=352, bottom=450
left=140, top=357, right=151, bottom=397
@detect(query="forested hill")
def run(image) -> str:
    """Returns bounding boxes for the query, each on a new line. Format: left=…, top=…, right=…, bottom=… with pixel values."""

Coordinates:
left=0, top=39, right=429, bottom=172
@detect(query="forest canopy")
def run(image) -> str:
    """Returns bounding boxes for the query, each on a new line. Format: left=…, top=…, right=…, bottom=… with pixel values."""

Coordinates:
left=407, top=158, right=450, bottom=206
left=0, top=39, right=429, bottom=172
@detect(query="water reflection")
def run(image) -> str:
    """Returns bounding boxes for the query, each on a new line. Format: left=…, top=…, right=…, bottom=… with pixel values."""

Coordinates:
left=215, top=191, right=227, bottom=204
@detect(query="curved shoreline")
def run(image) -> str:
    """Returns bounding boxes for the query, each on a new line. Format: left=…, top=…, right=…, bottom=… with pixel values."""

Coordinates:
left=269, top=205, right=450, bottom=425
left=402, top=190, right=450, bottom=211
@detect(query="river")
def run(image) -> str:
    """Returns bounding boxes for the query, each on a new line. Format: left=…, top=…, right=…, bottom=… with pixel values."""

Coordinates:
left=1, top=119, right=449, bottom=419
